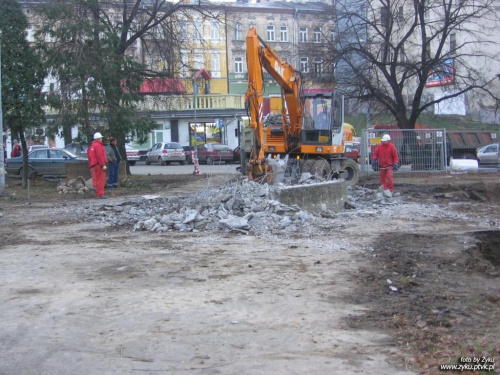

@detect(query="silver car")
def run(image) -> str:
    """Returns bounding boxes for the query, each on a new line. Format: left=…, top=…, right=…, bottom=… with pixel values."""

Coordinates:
left=476, top=143, right=499, bottom=164
left=145, top=142, right=186, bottom=165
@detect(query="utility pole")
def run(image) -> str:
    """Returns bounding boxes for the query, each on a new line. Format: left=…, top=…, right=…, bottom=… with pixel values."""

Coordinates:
left=0, top=30, right=6, bottom=195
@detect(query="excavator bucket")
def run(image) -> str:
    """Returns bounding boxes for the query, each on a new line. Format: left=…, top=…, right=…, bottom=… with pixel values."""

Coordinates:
left=247, top=161, right=274, bottom=184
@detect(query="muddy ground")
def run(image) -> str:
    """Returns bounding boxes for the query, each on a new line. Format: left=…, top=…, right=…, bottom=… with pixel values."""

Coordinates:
left=0, top=172, right=499, bottom=375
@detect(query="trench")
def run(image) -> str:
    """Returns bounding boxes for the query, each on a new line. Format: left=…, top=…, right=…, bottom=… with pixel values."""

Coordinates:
left=473, top=230, right=500, bottom=266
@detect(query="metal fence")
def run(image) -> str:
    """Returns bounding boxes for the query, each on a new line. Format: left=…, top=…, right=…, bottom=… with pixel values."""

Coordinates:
left=359, top=128, right=449, bottom=174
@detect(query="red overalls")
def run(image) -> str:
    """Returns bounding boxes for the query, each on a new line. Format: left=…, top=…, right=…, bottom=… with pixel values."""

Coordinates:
left=87, top=140, right=108, bottom=197
left=373, top=142, right=399, bottom=192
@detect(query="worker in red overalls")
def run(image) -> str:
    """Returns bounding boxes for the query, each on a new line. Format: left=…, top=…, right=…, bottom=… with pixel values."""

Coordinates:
left=87, top=132, right=108, bottom=199
left=372, top=134, right=399, bottom=198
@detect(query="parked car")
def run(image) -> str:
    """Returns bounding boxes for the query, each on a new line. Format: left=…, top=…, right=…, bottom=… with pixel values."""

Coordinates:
left=125, top=144, right=141, bottom=166
left=476, top=143, right=499, bottom=164
left=196, top=143, right=234, bottom=165
left=145, top=142, right=186, bottom=165
left=5, top=148, right=88, bottom=178
left=64, top=142, right=88, bottom=158
left=27, top=144, right=48, bottom=153
left=233, top=146, right=241, bottom=163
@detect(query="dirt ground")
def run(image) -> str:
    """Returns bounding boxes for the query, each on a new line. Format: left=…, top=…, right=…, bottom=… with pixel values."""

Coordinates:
left=0, top=171, right=498, bottom=375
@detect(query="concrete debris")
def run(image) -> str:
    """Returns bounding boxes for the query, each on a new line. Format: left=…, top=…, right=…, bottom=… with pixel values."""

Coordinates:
left=57, top=177, right=92, bottom=195
left=75, top=179, right=479, bottom=237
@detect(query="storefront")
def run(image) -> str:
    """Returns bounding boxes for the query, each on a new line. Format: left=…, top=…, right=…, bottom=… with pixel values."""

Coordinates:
left=188, top=119, right=225, bottom=146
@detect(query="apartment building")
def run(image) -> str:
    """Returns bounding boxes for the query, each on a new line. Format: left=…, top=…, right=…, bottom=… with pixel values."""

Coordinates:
left=225, top=0, right=335, bottom=97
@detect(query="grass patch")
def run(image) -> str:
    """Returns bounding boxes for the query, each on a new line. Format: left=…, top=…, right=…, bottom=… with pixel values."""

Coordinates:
left=346, top=113, right=499, bottom=136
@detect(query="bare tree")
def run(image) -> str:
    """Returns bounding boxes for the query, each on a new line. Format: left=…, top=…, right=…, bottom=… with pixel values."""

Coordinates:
left=328, top=0, right=500, bottom=129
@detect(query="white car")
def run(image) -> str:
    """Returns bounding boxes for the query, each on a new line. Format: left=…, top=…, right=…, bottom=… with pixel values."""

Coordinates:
left=126, top=144, right=141, bottom=166
left=476, top=143, right=499, bottom=164
left=145, top=142, right=186, bottom=165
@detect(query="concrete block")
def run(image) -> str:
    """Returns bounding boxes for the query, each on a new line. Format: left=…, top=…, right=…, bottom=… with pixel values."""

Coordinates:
left=65, top=162, right=91, bottom=181
left=270, top=180, right=347, bottom=213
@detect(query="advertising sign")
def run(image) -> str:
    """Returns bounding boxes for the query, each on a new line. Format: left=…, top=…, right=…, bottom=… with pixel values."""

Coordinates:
left=426, top=58, right=455, bottom=87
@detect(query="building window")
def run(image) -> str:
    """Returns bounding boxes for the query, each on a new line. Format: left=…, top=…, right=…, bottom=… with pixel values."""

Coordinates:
left=267, top=25, right=275, bottom=42
left=300, top=27, right=307, bottom=42
left=313, top=27, right=321, bottom=43
left=424, top=8, right=430, bottom=20
left=425, top=37, right=431, bottom=59
left=235, top=23, right=242, bottom=41
left=313, top=58, right=322, bottom=77
left=280, top=26, right=288, bottom=42
left=380, top=6, right=389, bottom=28
left=234, top=57, right=243, bottom=73
left=180, top=54, right=189, bottom=78
left=179, top=22, right=188, bottom=42
left=398, top=6, right=404, bottom=23
left=210, top=23, right=219, bottom=40
left=194, top=54, right=203, bottom=70
left=194, top=22, right=202, bottom=42
left=330, top=28, right=335, bottom=42
left=211, top=54, right=220, bottom=72
left=27, top=24, right=35, bottom=42
left=300, top=57, right=309, bottom=73
left=399, top=47, right=405, bottom=62
left=450, top=33, right=456, bottom=54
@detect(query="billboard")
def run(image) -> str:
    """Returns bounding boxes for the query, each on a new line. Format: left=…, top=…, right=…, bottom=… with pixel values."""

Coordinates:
left=426, top=58, right=455, bottom=87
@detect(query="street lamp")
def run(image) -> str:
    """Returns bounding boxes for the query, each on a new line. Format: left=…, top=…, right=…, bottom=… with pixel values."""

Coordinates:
left=0, top=30, right=6, bottom=195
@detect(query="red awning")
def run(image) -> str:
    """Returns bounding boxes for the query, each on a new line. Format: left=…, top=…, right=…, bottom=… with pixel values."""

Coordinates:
left=139, top=78, right=186, bottom=94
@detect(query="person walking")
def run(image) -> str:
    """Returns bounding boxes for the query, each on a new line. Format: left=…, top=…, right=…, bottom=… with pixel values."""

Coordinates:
left=105, top=137, right=122, bottom=188
left=372, top=134, right=399, bottom=198
left=87, top=132, right=108, bottom=199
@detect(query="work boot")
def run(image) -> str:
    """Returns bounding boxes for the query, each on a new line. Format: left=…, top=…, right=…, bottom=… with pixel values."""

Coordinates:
left=383, top=189, right=393, bottom=198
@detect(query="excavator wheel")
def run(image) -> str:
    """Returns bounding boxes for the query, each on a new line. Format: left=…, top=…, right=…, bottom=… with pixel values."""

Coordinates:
left=300, top=159, right=316, bottom=174
left=311, top=159, right=332, bottom=179
left=341, top=158, right=360, bottom=186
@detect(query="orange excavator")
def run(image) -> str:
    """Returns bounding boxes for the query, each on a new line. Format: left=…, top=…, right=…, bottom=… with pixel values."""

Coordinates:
left=244, top=27, right=359, bottom=185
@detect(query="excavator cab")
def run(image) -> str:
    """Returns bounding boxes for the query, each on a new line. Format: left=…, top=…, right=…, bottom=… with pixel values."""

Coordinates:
left=301, top=92, right=336, bottom=145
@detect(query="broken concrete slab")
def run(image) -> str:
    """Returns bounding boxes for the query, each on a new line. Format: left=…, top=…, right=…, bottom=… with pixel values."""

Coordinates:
left=270, top=180, right=347, bottom=213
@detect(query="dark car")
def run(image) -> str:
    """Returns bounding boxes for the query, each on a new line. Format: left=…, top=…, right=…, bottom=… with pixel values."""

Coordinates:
left=196, top=144, right=234, bottom=165
left=233, top=146, right=241, bottom=163
left=5, top=148, right=88, bottom=178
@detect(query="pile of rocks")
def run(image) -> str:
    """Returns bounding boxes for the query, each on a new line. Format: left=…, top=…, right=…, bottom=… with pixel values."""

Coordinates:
left=57, top=177, right=93, bottom=195
left=77, top=179, right=403, bottom=235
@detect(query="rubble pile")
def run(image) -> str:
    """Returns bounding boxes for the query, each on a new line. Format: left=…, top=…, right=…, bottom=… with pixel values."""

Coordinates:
left=345, top=185, right=401, bottom=209
left=77, top=179, right=405, bottom=235
left=57, top=177, right=93, bottom=195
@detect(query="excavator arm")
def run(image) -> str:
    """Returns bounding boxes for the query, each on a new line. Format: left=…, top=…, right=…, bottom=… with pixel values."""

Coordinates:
left=245, top=27, right=302, bottom=162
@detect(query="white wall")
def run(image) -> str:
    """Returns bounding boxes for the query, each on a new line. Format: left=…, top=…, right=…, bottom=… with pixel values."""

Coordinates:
left=434, top=91, right=466, bottom=115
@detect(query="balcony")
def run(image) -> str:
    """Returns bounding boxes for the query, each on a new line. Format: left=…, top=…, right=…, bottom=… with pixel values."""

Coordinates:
left=44, top=94, right=245, bottom=116
left=136, top=94, right=245, bottom=112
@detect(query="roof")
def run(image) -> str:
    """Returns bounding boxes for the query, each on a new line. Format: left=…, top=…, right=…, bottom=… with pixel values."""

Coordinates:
left=193, top=69, right=212, bottom=80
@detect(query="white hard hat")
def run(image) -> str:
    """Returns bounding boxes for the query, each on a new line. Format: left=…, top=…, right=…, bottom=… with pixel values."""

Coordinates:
left=381, top=134, right=391, bottom=142
left=93, top=132, right=103, bottom=139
